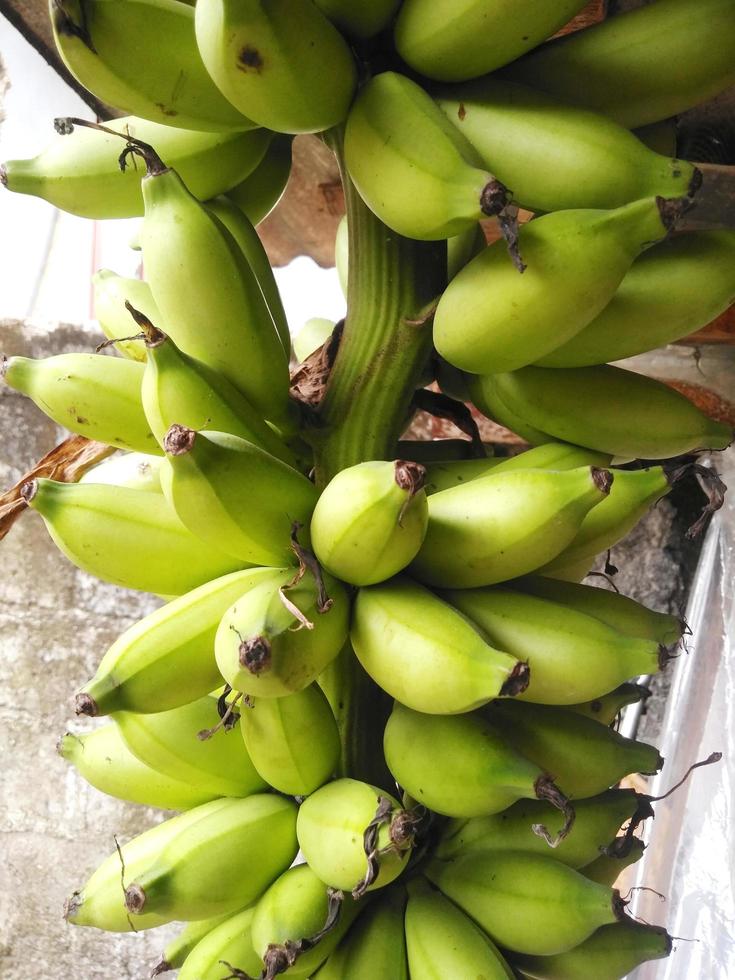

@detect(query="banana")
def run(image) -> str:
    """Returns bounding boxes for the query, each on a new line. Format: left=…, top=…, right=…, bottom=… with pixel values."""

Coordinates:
left=92, top=271, right=155, bottom=361
left=176, top=907, right=262, bottom=979
left=160, top=426, right=318, bottom=566
left=195, top=0, right=357, bottom=133
left=76, top=567, right=281, bottom=716
left=310, top=460, right=429, bottom=586
left=2, top=117, right=270, bottom=218
left=467, top=372, right=556, bottom=445
left=480, top=365, right=733, bottom=459
left=314, top=0, right=401, bottom=39
left=51, top=0, right=254, bottom=131
left=225, top=134, right=293, bottom=225
left=404, top=877, right=515, bottom=979
left=215, top=568, right=349, bottom=698
left=410, top=466, right=613, bottom=589
left=351, top=576, right=528, bottom=715
left=2, top=353, right=159, bottom=455
left=433, top=196, right=685, bottom=375
left=537, top=231, right=735, bottom=367
left=485, top=701, right=663, bottom=799
left=296, top=778, right=413, bottom=894
left=567, top=683, right=651, bottom=727
left=502, top=0, right=735, bottom=128
left=240, top=683, right=341, bottom=795
left=122, top=794, right=298, bottom=922
left=344, top=71, right=511, bottom=241
left=509, top=920, right=671, bottom=979
left=58, top=723, right=219, bottom=810
left=580, top=837, right=646, bottom=888
left=113, top=694, right=267, bottom=797
left=22, top=479, right=245, bottom=595
left=314, top=886, right=408, bottom=979
left=436, top=79, right=699, bottom=213
left=293, top=318, right=335, bottom=363
left=79, top=451, right=162, bottom=492
left=154, top=912, right=238, bottom=975
left=425, top=849, right=622, bottom=956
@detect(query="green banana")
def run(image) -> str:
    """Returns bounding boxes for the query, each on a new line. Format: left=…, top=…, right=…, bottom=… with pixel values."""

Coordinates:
left=240, top=683, right=341, bottom=795
left=404, top=877, right=515, bottom=979
left=176, top=907, right=262, bottom=979
left=215, top=568, right=350, bottom=698
left=482, top=365, right=733, bottom=459
left=486, top=701, right=663, bottom=799
left=410, top=466, right=612, bottom=589
left=310, top=460, right=429, bottom=586
left=510, top=921, right=671, bottom=979
left=344, top=71, right=510, bottom=241
left=122, top=794, right=298, bottom=922
left=293, top=318, right=335, bottom=363
left=426, top=850, right=621, bottom=955
left=502, top=0, right=735, bottom=128
left=76, top=567, right=281, bottom=716
left=22, top=479, right=245, bottom=595
left=58, top=723, right=219, bottom=810
left=433, top=196, right=685, bottom=375
left=467, top=372, right=557, bottom=445
left=79, top=451, right=162, bottom=493
left=296, top=778, right=413, bottom=894
left=437, top=78, right=698, bottom=213
left=194, top=0, right=357, bottom=133
left=2, top=117, right=269, bottom=218
left=225, top=134, right=292, bottom=225
left=444, top=586, right=662, bottom=705
left=580, top=837, right=646, bottom=888
left=314, top=887, right=408, bottom=979
left=51, top=0, right=253, bottom=131
left=153, top=911, right=237, bottom=975
left=314, top=0, right=401, bottom=39
left=567, top=683, right=651, bottom=727
left=536, top=231, right=735, bottom=367
left=2, top=353, right=158, bottom=455
left=160, top=427, right=318, bottom=566
left=113, top=694, right=267, bottom=797
left=92, top=270, right=155, bottom=361
left=351, top=576, right=527, bottom=715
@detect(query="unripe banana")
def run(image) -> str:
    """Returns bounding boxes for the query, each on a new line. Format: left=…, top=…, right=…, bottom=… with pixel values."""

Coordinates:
left=113, top=694, right=267, bottom=797
left=443, top=586, right=662, bottom=705
left=240, top=683, right=340, bottom=795
left=467, top=372, right=556, bottom=445
left=480, top=365, right=733, bottom=459
left=503, top=0, right=735, bottom=128
left=92, top=271, right=155, bottom=361
left=310, top=460, right=429, bottom=586
left=580, top=837, right=646, bottom=888
left=486, top=701, right=663, bottom=799
left=396, top=1, right=590, bottom=82
left=434, top=196, right=684, bottom=375
left=51, top=0, right=253, bottom=131
left=225, top=134, right=292, bottom=225
left=509, top=920, right=671, bottom=979
left=410, top=466, right=612, bottom=589
left=314, top=886, right=408, bottom=979
left=79, top=451, right=162, bottom=493
left=177, top=907, right=262, bottom=980
left=404, top=877, right=515, bottom=979
left=77, top=567, right=281, bottom=716
left=195, top=0, right=357, bottom=133
left=122, top=794, right=298, bottom=922
left=58, top=723, right=219, bottom=810
left=567, top=683, right=651, bottom=727
left=537, top=230, right=735, bottom=367
left=1, top=117, right=269, bottom=218
left=351, top=576, right=528, bottom=715
left=160, top=426, right=317, bottom=566
left=314, top=0, right=401, bottom=39
left=293, top=318, right=335, bottom=363
left=297, top=779, right=414, bottom=894
left=215, top=568, right=350, bottom=698
left=153, top=911, right=237, bottom=975
left=22, top=479, right=245, bottom=595
left=2, top=353, right=158, bottom=454
left=344, top=71, right=510, bottom=241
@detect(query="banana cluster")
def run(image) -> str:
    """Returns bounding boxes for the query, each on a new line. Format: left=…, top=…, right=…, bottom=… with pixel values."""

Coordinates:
left=3, top=0, right=733, bottom=977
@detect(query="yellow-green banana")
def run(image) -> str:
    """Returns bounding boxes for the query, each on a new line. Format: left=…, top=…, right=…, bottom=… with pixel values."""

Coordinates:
left=314, top=886, right=408, bottom=979
left=314, top=0, right=401, bottom=39
left=154, top=911, right=238, bottom=975
left=351, top=576, right=527, bottom=714
left=215, top=568, right=349, bottom=698
left=310, top=460, right=429, bottom=586
left=503, top=0, right=735, bottom=128
left=225, top=134, right=292, bottom=225
left=177, top=907, right=262, bottom=980
left=3, top=353, right=158, bottom=454
left=122, top=794, right=298, bottom=922
left=79, top=451, right=162, bottom=492
left=92, top=270, right=155, bottom=361
left=580, top=837, right=646, bottom=888
left=537, top=230, right=735, bottom=367
left=2, top=117, right=269, bottom=218
left=568, top=683, right=651, bottom=727
left=467, top=373, right=557, bottom=446
left=410, top=466, right=612, bottom=588
left=160, top=426, right=318, bottom=566
left=76, top=567, right=281, bottom=716
left=195, top=0, right=357, bottom=133
left=344, top=71, right=510, bottom=240
left=51, top=0, right=253, bottom=131
left=433, top=197, right=684, bottom=375
left=240, top=683, right=341, bottom=795
left=22, top=479, right=245, bottom=595
left=293, top=318, right=335, bottom=363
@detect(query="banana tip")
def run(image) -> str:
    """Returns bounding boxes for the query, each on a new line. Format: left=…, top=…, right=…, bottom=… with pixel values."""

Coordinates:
left=163, top=423, right=196, bottom=456
left=0, top=165, right=7, bottom=188
left=20, top=479, right=37, bottom=504
left=239, top=635, right=272, bottom=675
left=124, top=883, right=147, bottom=914
left=63, top=891, right=82, bottom=922
left=500, top=660, right=530, bottom=697
left=150, top=959, right=172, bottom=977
left=591, top=467, right=614, bottom=495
